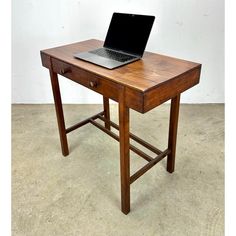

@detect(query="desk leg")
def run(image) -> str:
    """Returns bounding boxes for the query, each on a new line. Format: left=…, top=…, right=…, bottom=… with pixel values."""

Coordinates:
left=167, top=94, right=180, bottom=173
left=119, top=95, right=130, bottom=214
left=49, top=70, right=69, bottom=156
left=103, top=96, right=111, bottom=130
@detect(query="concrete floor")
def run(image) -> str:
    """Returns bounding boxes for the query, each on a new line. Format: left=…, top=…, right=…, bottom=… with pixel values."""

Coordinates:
left=12, top=104, right=224, bottom=236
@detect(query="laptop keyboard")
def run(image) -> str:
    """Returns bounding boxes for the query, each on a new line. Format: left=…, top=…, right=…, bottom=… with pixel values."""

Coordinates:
left=89, top=48, right=136, bottom=62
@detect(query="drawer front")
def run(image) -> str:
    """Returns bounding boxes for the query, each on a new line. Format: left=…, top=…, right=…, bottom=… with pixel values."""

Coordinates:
left=51, top=58, right=122, bottom=102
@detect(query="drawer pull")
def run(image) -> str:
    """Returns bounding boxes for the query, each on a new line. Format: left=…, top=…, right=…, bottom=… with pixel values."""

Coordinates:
left=60, top=68, right=71, bottom=74
left=89, top=81, right=98, bottom=88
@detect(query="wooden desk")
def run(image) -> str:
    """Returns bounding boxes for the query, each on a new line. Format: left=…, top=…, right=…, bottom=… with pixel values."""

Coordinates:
left=40, top=39, right=201, bottom=214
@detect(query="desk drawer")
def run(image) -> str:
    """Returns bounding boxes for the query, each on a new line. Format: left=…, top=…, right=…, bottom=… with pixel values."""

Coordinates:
left=51, top=58, right=122, bottom=101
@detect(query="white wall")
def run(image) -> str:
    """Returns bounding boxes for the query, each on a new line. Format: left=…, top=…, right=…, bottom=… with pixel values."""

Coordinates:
left=12, top=0, right=224, bottom=104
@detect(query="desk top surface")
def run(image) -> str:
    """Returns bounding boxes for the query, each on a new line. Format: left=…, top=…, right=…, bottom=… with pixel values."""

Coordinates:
left=41, top=39, right=201, bottom=92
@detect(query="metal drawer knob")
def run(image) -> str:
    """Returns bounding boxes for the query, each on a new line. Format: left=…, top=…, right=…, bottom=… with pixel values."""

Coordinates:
left=89, top=81, right=97, bottom=88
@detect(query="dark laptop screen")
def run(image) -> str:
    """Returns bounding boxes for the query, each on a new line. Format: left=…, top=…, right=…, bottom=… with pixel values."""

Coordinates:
left=104, top=13, right=155, bottom=57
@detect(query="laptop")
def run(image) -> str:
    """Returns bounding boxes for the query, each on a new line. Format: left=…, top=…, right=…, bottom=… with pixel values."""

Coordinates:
left=74, top=13, right=155, bottom=69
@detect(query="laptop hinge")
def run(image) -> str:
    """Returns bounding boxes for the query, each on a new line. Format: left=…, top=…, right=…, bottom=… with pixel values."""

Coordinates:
left=103, top=46, right=141, bottom=57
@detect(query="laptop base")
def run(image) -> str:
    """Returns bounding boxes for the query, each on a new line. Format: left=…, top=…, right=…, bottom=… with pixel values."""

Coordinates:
left=74, top=50, right=140, bottom=69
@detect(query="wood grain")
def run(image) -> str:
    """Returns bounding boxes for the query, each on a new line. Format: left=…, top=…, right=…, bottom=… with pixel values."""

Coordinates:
left=41, top=39, right=200, bottom=92
left=41, top=39, right=201, bottom=113
left=167, top=95, right=181, bottom=173
left=119, top=88, right=130, bottom=214
left=49, top=69, right=69, bottom=156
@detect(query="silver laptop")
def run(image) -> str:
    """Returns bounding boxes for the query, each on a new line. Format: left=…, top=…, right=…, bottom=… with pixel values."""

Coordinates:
left=74, top=13, right=155, bottom=69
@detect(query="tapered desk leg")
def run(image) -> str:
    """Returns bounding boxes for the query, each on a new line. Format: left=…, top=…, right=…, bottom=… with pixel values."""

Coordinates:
left=103, top=96, right=111, bottom=130
left=49, top=69, right=69, bottom=156
left=167, top=94, right=181, bottom=173
left=119, top=94, right=130, bottom=214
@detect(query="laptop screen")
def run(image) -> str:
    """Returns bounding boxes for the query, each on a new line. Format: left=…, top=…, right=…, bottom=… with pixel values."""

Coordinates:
left=104, top=13, right=155, bottom=57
